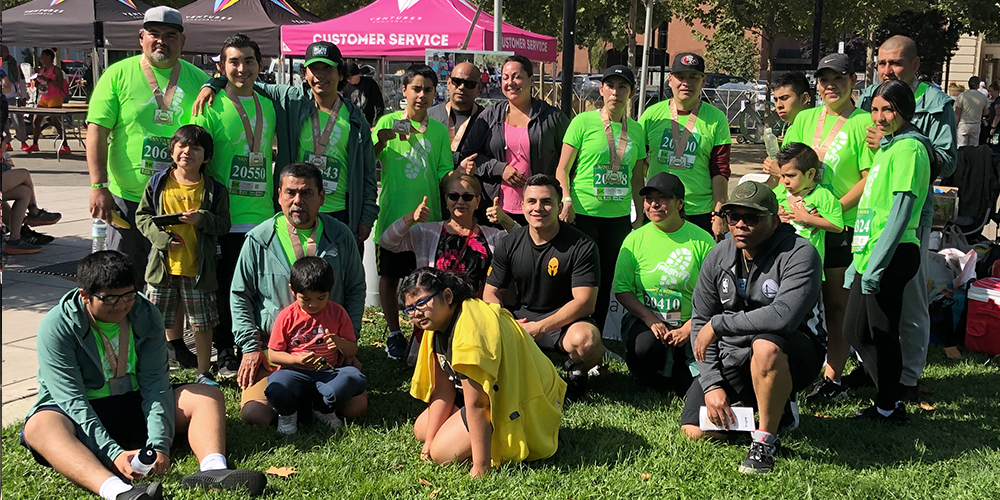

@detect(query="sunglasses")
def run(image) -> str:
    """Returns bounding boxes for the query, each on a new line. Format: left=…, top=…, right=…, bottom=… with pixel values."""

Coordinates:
left=402, top=290, right=439, bottom=317
left=447, top=192, right=477, bottom=202
left=719, top=210, right=769, bottom=227
left=450, top=77, right=479, bottom=89
left=91, top=290, right=138, bottom=306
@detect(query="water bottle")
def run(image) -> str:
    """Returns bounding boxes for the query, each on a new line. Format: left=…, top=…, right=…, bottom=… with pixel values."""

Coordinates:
left=764, top=127, right=780, bottom=159
left=91, top=219, right=107, bottom=253
left=130, top=444, right=156, bottom=476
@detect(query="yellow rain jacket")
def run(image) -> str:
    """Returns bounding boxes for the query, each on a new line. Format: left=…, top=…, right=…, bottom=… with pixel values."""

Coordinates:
left=411, top=299, right=567, bottom=464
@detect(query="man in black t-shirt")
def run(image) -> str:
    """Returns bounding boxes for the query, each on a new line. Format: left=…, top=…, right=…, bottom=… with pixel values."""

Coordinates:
left=484, top=174, right=605, bottom=396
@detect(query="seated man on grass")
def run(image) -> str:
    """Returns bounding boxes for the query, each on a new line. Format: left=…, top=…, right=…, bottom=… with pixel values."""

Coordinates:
left=682, top=181, right=825, bottom=475
left=19, top=251, right=266, bottom=499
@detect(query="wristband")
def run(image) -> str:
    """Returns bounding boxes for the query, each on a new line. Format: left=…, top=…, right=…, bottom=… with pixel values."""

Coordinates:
left=561, top=197, right=573, bottom=203
left=91, top=182, right=109, bottom=189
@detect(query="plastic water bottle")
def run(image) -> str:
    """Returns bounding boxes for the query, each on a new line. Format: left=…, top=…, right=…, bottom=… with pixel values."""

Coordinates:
left=91, top=219, right=107, bottom=253
left=764, top=127, right=780, bottom=159
left=130, top=444, right=156, bottom=476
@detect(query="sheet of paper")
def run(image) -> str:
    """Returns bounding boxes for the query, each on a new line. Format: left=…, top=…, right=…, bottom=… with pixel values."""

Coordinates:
left=699, top=406, right=756, bottom=432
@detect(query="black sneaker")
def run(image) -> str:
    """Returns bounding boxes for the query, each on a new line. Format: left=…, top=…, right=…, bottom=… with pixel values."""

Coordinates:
left=20, top=225, right=54, bottom=245
left=216, top=347, right=239, bottom=379
left=852, top=404, right=909, bottom=425
left=564, top=368, right=589, bottom=402
left=182, top=468, right=267, bottom=497
left=779, top=395, right=800, bottom=431
left=116, top=482, right=163, bottom=500
left=842, top=366, right=874, bottom=389
left=167, top=343, right=199, bottom=369
left=738, top=438, right=778, bottom=474
left=385, top=331, right=408, bottom=360
left=806, top=376, right=848, bottom=401
left=899, top=384, right=920, bottom=404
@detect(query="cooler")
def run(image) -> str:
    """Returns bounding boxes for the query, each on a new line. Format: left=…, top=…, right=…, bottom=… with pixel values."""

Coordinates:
left=965, top=277, right=1000, bottom=356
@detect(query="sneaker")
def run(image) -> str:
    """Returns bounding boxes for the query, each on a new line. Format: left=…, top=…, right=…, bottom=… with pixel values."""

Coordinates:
left=312, top=409, right=343, bottom=430
left=806, top=376, right=848, bottom=401
left=58, top=144, right=71, bottom=155
left=2, top=237, right=42, bottom=255
left=738, top=438, right=779, bottom=474
left=852, top=404, right=909, bottom=425
left=24, top=208, right=61, bottom=227
left=116, top=482, right=163, bottom=500
left=564, top=367, right=589, bottom=402
left=216, top=348, right=239, bottom=379
left=21, top=143, right=37, bottom=153
left=385, top=331, right=408, bottom=360
left=276, top=412, right=298, bottom=435
left=20, top=225, right=54, bottom=245
left=899, top=384, right=920, bottom=404
left=196, top=372, right=220, bottom=387
left=842, top=366, right=874, bottom=389
left=779, top=395, right=800, bottom=432
left=182, top=468, right=267, bottom=497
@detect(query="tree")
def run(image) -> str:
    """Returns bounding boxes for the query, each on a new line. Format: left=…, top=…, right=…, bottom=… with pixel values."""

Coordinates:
left=875, top=9, right=962, bottom=82
left=693, top=17, right=760, bottom=81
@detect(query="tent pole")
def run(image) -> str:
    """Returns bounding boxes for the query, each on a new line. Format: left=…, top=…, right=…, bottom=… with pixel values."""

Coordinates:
left=494, top=0, right=502, bottom=51
left=462, top=3, right=485, bottom=50
left=637, top=0, right=654, bottom=117
left=560, top=0, right=575, bottom=115
left=91, top=47, right=101, bottom=85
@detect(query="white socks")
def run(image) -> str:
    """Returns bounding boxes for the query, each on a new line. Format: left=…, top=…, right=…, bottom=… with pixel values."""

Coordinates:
left=877, top=406, right=895, bottom=417
left=199, top=453, right=228, bottom=472
left=99, top=476, right=131, bottom=500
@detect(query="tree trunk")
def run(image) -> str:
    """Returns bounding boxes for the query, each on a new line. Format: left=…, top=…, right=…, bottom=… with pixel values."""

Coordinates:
left=865, top=25, right=876, bottom=84
left=628, top=0, right=638, bottom=68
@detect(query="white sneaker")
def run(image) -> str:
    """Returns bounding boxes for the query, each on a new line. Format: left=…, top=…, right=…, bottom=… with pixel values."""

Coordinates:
left=312, top=409, right=343, bottom=430
left=276, top=412, right=298, bottom=435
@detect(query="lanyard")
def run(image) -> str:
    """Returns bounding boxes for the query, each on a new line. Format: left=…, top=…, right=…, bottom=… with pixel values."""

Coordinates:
left=600, top=108, right=629, bottom=172
left=445, top=102, right=478, bottom=150
left=402, top=110, right=429, bottom=134
left=812, top=106, right=854, bottom=162
left=139, top=56, right=180, bottom=113
left=85, top=307, right=130, bottom=379
left=224, top=86, right=264, bottom=154
left=310, top=97, right=342, bottom=157
left=670, top=98, right=701, bottom=160
left=286, top=218, right=317, bottom=261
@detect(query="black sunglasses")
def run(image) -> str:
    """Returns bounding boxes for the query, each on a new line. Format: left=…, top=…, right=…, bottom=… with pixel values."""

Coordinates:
left=447, top=192, right=477, bottom=202
left=718, top=210, right=769, bottom=227
left=450, top=77, right=479, bottom=89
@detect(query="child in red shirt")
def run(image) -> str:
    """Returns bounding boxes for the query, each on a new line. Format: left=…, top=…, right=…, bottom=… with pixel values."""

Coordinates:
left=264, top=257, right=367, bottom=435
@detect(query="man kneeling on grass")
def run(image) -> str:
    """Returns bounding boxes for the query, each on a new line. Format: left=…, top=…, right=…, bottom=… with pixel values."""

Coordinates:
left=682, top=182, right=826, bottom=474
left=19, top=251, right=266, bottom=499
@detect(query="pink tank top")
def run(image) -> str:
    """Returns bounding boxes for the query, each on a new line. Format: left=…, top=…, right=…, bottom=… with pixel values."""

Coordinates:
left=501, top=122, right=531, bottom=213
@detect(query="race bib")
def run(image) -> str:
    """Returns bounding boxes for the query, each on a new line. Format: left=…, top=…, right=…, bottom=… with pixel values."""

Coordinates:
left=656, top=130, right=697, bottom=169
left=140, top=136, right=172, bottom=176
left=852, top=208, right=874, bottom=253
left=229, top=155, right=267, bottom=197
left=306, top=151, right=342, bottom=194
left=593, top=165, right=628, bottom=201
left=644, top=288, right=684, bottom=327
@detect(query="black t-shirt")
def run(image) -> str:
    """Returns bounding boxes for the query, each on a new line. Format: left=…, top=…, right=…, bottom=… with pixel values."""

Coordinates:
left=432, top=305, right=466, bottom=391
left=486, top=222, right=600, bottom=314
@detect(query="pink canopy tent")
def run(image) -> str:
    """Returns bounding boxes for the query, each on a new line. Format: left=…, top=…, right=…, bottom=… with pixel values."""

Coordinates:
left=280, top=0, right=556, bottom=62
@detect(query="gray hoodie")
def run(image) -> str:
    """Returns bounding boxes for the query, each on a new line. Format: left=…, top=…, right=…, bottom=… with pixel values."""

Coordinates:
left=690, top=224, right=825, bottom=392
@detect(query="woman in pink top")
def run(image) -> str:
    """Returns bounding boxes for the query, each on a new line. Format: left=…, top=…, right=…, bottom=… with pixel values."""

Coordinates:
left=24, top=49, right=69, bottom=154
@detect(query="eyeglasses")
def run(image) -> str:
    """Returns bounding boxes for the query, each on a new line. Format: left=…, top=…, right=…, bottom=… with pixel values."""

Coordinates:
left=450, top=77, right=479, bottom=89
left=91, top=290, right=138, bottom=306
left=402, top=290, right=439, bottom=318
left=447, top=192, right=477, bottom=202
left=718, top=211, right=769, bottom=227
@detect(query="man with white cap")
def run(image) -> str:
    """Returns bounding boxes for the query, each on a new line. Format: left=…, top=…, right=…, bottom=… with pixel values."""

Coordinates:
left=87, top=6, right=209, bottom=287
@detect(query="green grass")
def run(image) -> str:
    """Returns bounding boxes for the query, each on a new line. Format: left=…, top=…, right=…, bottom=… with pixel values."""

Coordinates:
left=4, top=308, right=999, bottom=499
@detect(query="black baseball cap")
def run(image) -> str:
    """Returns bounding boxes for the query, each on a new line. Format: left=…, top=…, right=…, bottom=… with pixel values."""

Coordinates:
left=639, top=172, right=685, bottom=199
left=816, top=53, right=853, bottom=76
left=722, top=181, right=778, bottom=214
left=305, top=41, right=342, bottom=68
left=670, top=53, right=705, bottom=74
left=346, top=63, right=361, bottom=77
left=602, top=65, right=636, bottom=89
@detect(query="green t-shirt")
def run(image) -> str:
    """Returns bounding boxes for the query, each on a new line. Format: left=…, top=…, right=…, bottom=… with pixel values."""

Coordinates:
left=639, top=99, right=731, bottom=216
left=86, top=55, right=209, bottom=202
left=371, top=111, right=453, bottom=243
left=852, top=137, right=930, bottom=273
left=612, top=221, right=716, bottom=327
left=564, top=110, right=647, bottom=217
left=86, top=320, right=139, bottom=400
left=192, top=92, right=277, bottom=231
left=296, top=103, right=352, bottom=213
left=781, top=107, right=874, bottom=227
left=774, top=183, right=843, bottom=275
left=274, top=213, right=325, bottom=266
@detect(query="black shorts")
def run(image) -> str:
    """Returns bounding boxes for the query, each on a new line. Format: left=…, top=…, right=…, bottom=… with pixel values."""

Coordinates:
left=680, top=331, right=825, bottom=427
left=824, top=227, right=854, bottom=269
left=511, top=308, right=597, bottom=354
left=686, top=212, right=715, bottom=235
left=376, top=246, right=417, bottom=278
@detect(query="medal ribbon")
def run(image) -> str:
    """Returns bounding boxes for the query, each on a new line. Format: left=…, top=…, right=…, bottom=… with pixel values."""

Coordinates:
left=600, top=108, right=629, bottom=172
left=402, top=110, right=429, bottom=134
left=812, top=106, right=854, bottom=163
left=85, top=305, right=130, bottom=379
left=669, top=98, right=701, bottom=161
left=445, top=102, right=478, bottom=150
left=286, top=218, right=317, bottom=261
left=310, top=97, right=342, bottom=157
left=224, top=86, right=264, bottom=154
left=140, top=56, right=180, bottom=115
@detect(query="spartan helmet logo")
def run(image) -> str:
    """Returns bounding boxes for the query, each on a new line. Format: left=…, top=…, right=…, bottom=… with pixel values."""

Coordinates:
left=547, top=257, right=559, bottom=276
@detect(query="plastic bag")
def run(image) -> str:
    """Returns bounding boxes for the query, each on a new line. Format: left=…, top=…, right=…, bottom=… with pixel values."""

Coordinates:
left=939, top=247, right=978, bottom=288
left=939, top=223, right=972, bottom=252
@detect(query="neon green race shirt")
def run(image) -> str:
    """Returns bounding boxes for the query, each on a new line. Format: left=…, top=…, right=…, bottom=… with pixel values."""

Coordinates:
left=297, top=103, right=351, bottom=213
left=774, top=183, right=843, bottom=276
left=564, top=110, right=647, bottom=218
left=371, top=111, right=453, bottom=243
left=782, top=107, right=874, bottom=227
left=274, top=213, right=325, bottom=266
left=639, top=99, right=731, bottom=216
left=87, top=56, right=208, bottom=202
left=852, top=137, right=930, bottom=273
left=192, top=92, right=277, bottom=231
left=86, top=320, right=139, bottom=400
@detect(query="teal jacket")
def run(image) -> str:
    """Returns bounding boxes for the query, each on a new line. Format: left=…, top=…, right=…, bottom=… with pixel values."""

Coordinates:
left=859, top=81, right=957, bottom=227
left=29, top=290, right=174, bottom=465
left=230, top=213, right=366, bottom=353
left=206, top=78, right=379, bottom=237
